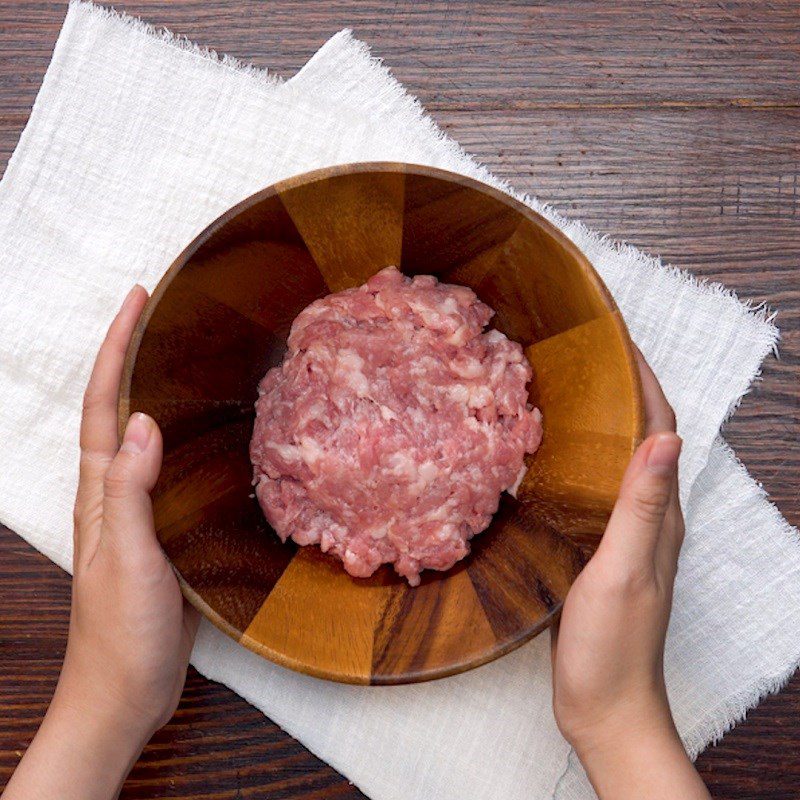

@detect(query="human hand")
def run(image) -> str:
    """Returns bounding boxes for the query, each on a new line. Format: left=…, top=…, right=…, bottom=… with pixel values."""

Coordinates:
left=64, top=283, right=200, bottom=732
left=551, top=349, right=710, bottom=799
left=3, top=286, right=199, bottom=800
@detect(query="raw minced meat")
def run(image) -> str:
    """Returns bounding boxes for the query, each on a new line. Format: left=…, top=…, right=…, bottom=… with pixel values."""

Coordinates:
left=249, top=266, right=543, bottom=586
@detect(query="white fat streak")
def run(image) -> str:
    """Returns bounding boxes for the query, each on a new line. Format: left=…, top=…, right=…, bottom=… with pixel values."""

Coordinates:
left=405, top=298, right=447, bottom=329
left=418, top=460, right=439, bottom=484
left=299, top=437, right=323, bottom=465
left=336, top=348, right=370, bottom=397
left=445, top=325, right=470, bottom=346
left=449, top=357, right=483, bottom=379
left=435, top=523, right=457, bottom=542
left=441, top=296, right=458, bottom=314
left=385, top=451, right=418, bottom=479
left=508, top=463, right=528, bottom=498
left=268, top=443, right=301, bottom=462
left=378, top=403, right=397, bottom=421
left=301, top=399, right=329, bottom=424
left=468, top=385, right=494, bottom=409
left=447, top=384, right=470, bottom=404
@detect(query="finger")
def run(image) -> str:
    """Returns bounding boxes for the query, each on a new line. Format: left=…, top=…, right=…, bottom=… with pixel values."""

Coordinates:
left=596, top=432, right=682, bottom=572
left=633, top=345, right=677, bottom=436
left=633, top=345, right=684, bottom=574
left=100, top=413, right=163, bottom=557
left=75, top=286, right=149, bottom=561
left=656, top=493, right=686, bottom=584
left=78, top=285, right=149, bottom=478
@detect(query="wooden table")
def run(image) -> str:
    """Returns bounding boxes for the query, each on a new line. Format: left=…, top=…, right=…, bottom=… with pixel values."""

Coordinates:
left=1, top=2, right=798, bottom=798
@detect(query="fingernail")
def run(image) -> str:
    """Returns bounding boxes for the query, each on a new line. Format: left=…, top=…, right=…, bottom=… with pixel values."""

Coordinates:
left=121, top=285, right=142, bottom=310
left=646, top=433, right=682, bottom=475
left=121, top=412, right=152, bottom=454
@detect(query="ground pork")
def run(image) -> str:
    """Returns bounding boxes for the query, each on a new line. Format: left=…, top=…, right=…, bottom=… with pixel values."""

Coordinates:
left=249, top=266, right=543, bottom=586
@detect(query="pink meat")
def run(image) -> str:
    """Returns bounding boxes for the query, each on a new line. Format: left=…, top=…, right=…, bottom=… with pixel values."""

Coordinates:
left=249, top=266, right=543, bottom=586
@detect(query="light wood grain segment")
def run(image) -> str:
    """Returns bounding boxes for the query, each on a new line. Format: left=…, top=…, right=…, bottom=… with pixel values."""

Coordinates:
left=279, top=170, right=405, bottom=291
left=243, top=548, right=389, bottom=684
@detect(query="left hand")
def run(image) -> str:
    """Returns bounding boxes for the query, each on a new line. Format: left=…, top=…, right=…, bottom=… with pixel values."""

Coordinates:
left=3, top=285, right=199, bottom=800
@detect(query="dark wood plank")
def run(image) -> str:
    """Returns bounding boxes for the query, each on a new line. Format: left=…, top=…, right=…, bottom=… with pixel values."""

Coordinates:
left=0, top=1, right=798, bottom=798
left=1, top=1, right=799, bottom=116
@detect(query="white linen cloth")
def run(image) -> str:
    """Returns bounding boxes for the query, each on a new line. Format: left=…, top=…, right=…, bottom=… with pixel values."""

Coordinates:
left=0, top=3, right=798, bottom=798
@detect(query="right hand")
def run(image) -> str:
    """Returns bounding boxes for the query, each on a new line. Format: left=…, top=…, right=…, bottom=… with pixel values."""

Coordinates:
left=551, top=349, right=710, bottom=799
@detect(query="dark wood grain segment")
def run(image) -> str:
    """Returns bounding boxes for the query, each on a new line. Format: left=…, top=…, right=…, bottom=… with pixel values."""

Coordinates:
left=470, top=221, right=613, bottom=344
left=1, top=1, right=798, bottom=798
left=369, top=567, right=497, bottom=684
left=131, top=272, right=278, bottom=405
left=185, top=191, right=328, bottom=336
left=466, top=496, right=585, bottom=645
left=401, top=171, right=520, bottom=277
left=152, top=417, right=294, bottom=633
left=125, top=397, right=253, bottom=457
left=170, top=496, right=296, bottom=636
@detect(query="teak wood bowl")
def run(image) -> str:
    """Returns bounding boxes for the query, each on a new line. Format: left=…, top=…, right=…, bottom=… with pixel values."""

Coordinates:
left=119, top=163, right=643, bottom=685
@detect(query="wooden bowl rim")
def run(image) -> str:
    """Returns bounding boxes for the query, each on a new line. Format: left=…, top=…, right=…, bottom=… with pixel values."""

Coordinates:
left=118, top=161, right=644, bottom=684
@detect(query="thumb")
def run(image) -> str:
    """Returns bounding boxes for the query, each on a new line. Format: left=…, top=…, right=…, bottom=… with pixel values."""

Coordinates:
left=596, top=433, right=682, bottom=571
left=101, top=412, right=163, bottom=553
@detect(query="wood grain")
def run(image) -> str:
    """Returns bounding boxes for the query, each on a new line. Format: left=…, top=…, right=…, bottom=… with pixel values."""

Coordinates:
left=120, top=163, right=641, bottom=684
left=1, top=1, right=798, bottom=797
left=524, top=312, right=642, bottom=549
left=278, top=170, right=406, bottom=292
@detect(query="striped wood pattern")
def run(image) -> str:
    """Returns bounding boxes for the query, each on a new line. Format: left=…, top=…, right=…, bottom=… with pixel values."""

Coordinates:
left=118, top=163, right=643, bottom=684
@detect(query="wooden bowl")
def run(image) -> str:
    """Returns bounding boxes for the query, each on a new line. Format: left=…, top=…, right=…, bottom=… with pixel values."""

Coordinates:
left=119, top=163, right=643, bottom=685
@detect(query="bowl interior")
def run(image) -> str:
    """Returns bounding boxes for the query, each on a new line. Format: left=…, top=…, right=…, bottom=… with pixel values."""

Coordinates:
left=120, top=163, right=643, bottom=684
